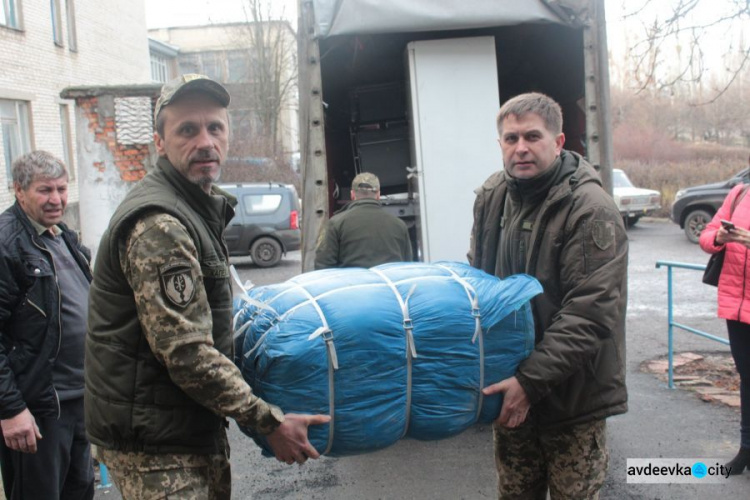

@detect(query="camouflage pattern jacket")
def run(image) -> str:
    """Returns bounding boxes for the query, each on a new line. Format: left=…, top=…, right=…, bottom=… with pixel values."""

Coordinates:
left=468, top=150, right=628, bottom=430
left=86, top=158, right=282, bottom=455
left=0, top=203, right=92, bottom=420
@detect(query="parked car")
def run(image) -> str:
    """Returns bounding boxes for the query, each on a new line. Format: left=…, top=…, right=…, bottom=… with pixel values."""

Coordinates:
left=220, top=183, right=301, bottom=267
left=612, top=169, right=661, bottom=226
left=671, top=168, right=750, bottom=243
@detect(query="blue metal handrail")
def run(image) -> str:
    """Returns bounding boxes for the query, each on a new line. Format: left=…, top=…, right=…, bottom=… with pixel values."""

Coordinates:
left=654, top=260, right=729, bottom=389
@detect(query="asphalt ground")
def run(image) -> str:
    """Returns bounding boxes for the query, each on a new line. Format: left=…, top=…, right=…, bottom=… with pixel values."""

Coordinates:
left=94, top=219, right=750, bottom=498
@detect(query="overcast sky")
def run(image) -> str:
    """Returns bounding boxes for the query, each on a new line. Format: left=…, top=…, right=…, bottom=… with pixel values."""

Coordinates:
left=143, top=0, right=744, bottom=81
left=145, top=0, right=298, bottom=29
left=141, top=0, right=675, bottom=51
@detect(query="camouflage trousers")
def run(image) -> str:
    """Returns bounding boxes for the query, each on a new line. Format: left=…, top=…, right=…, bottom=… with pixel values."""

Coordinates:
left=94, top=446, right=231, bottom=500
left=493, top=419, right=608, bottom=500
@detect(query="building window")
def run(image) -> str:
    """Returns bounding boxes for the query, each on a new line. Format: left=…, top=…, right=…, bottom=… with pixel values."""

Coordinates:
left=65, top=0, right=76, bottom=51
left=1, top=99, right=32, bottom=182
left=0, top=0, right=20, bottom=29
left=150, top=52, right=169, bottom=83
left=201, top=53, right=223, bottom=81
left=50, top=0, right=63, bottom=46
left=178, top=54, right=200, bottom=76
left=228, top=51, right=249, bottom=83
left=59, top=104, right=74, bottom=178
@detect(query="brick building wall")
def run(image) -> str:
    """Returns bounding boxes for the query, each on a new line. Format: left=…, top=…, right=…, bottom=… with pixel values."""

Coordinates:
left=0, top=0, right=151, bottom=217
left=61, top=85, right=160, bottom=257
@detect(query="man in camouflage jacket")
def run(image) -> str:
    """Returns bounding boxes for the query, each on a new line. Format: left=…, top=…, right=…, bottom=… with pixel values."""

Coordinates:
left=469, top=93, right=628, bottom=499
left=86, top=75, right=329, bottom=499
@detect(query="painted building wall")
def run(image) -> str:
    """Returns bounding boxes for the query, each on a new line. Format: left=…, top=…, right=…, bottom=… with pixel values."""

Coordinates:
left=0, top=0, right=151, bottom=218
left=63, top=86, right=160, bottom=260
left=149, top=22, right=299, bottom=161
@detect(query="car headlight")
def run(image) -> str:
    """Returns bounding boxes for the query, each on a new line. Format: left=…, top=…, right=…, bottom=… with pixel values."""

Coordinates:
left=674, top=189, right=685, bottom=200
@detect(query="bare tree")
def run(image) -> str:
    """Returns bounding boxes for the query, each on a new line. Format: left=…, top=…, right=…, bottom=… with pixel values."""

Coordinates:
left=622, top=0, right=749, bottom=102
left=220, top=0, right=300, bottom=187
left=223, top=0, right=297, bottom=158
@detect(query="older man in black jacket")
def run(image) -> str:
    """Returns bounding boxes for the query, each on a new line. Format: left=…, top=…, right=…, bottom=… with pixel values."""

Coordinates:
left=0, top=151, right=94, bottom=499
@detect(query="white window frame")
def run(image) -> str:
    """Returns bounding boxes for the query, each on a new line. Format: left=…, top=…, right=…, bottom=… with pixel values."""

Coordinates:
left=0, top=0, right=21, bottom=29
left=65, top=0, right=76, bottom=51
left=50, top=0, right=63, bottom=46
left=150, top=52, right=169, bottom=83
left=1, top=99, right=32, bottom=185
left=59, top=104, right=74, bottom=179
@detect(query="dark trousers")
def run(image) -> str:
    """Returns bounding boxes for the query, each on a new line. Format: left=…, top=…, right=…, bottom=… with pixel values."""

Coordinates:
left=0, top=398, right=94, bottom=500
left=727, top=320, right=750, bottom=449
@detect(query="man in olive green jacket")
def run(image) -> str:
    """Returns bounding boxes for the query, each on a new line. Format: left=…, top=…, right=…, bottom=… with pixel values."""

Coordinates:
left=468, top=93, right=627, bottom=499
left=86, top=75, right=329, bottom=499
left=315, top=172, right=413, bottom=269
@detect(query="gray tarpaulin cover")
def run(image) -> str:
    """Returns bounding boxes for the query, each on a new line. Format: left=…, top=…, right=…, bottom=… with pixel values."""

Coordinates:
left=310, top=0, right=568, bottom=38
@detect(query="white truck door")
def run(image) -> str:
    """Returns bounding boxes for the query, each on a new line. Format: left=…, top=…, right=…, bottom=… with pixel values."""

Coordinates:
left=406, top=36, right=501, bottom=263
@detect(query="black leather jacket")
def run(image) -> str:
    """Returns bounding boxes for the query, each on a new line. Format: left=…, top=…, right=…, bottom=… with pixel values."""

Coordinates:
left=0, top=202, right=92, bottom=420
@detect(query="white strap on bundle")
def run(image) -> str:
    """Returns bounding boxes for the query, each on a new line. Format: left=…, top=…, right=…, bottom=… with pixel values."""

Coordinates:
left=298, top=289, right=338, bottom=455
left=371, top=269, right=418, bottom=439
left=435, top=264, right=486, bottom=421
left=230, top=264, right=279, bottom=344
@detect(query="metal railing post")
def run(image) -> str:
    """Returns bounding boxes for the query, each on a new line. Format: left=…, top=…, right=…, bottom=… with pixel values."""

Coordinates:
left=667, top=265, right=675, bottom=389
left=655, top=260, right=730, bottom=390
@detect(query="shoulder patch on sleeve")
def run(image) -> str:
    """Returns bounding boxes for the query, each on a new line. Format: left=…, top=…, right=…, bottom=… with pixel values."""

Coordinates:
left=591, top=220, right=615, bottom=251
left=159, top=260, right=196, bottom=308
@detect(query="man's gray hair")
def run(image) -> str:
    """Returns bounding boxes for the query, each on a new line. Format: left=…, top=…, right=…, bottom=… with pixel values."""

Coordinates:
left=496, top=92, right=563, bottom=135
left=12, top=151, right=68, bottom=190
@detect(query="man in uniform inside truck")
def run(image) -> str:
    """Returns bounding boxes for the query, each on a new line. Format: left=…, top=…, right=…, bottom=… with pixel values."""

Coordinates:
left=315, top=172, right=413, bottom=269
left=468, top=92, right=628, bottom=499
left=85, top=74, right=329, bottom=499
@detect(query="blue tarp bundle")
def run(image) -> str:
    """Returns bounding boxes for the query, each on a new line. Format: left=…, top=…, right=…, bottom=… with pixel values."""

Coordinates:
left=233, top=261, right=541, bottom=457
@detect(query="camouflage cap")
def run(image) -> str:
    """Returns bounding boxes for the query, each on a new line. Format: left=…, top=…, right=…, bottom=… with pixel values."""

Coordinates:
left=352, top=172, right=380, bottom=192
left=154, top=74, right=230, bottom=123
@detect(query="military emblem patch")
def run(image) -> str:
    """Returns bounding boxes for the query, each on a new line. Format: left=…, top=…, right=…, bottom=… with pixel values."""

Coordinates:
left=592, top=220, right=615, bottom=251
left=159, top=261, right=196, bottom=308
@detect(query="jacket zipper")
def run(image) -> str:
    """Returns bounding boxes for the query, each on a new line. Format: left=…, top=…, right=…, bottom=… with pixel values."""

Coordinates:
left=25, top=298, right=47, bottom=317
left=527, top=192, right=571, bottom=276
left=31, top=236, right=63, bottom=419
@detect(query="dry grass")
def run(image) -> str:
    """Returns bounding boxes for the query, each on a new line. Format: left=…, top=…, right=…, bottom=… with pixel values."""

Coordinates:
left=614, top=126, right=749, bottom=217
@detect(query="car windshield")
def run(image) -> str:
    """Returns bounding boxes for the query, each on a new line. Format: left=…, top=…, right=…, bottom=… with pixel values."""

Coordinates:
left=613, top=170, right=633, bottom=189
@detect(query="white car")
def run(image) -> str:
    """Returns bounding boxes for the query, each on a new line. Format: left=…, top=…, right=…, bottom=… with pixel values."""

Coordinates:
left=612, top=169, right=661, bottom=226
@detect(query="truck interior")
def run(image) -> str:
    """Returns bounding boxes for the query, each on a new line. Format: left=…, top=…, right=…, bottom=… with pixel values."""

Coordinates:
left=318, top=23, right=586, bottom=217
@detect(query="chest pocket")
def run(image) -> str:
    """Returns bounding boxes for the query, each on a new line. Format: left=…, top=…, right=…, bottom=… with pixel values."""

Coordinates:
left=201, top=259, right=231, bottom=307
left=201, top=259, right=232, bottom=355
left=19, top=255, right=53, bottom=321
left=201, top=259, right=229, bottom=280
